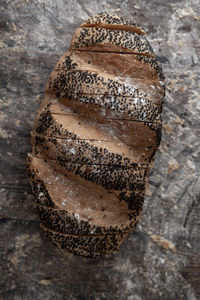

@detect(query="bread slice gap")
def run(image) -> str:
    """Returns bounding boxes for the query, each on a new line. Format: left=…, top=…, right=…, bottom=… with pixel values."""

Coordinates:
left=71, top=49, right=155, bottom=58
left=80, top=23, right=145, bottom=35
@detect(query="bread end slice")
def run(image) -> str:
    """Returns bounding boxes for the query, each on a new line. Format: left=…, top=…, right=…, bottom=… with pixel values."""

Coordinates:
left=41, top=223, right=129, bottom=258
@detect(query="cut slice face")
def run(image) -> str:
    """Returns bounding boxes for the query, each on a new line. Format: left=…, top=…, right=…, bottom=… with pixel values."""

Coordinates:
left=33, top=99, right=161, bottom=164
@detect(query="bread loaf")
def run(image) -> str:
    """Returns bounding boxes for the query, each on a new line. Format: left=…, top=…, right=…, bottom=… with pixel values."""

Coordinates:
left=26, top=13, right=165, bottom=257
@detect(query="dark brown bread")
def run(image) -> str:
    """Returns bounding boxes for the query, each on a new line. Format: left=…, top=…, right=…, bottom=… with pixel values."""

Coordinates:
left=27, top=13, right=165, bottom=257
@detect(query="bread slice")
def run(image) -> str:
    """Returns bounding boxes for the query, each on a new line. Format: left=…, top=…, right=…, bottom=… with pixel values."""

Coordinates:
left=27, top=154, right=143, bottom=214
left=31, top=133, right=152, bottom=167
left=33, top=96, right=161, bottom=164
left=38, top=205, right=135, bottom=235
left=39, top=92, right=162, bottom=124
left=41, top=223, right=129, bottom=258
left=80, top=12, right=146, bottom=35
left=27, top=153, right=147, bottom=210
left=70, top=27, right=154, bottom=56
left=46, top=69, right=164, bottom=104
left=54, top=50, right=163, bottom=81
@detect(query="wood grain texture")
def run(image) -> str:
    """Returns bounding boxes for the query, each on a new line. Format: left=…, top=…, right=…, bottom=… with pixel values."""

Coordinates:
left=0, top=0, right=199, bottom=299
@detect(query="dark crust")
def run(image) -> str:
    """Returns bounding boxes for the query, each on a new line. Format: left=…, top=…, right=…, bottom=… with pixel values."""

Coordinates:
left=41, top=223, right=129, bottom=258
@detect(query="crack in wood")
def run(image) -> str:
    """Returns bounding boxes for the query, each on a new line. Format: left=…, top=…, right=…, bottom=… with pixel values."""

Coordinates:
left=183, top=194, right=199, bottom=228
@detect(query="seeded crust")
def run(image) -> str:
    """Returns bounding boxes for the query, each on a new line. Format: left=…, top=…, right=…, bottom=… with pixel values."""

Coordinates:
left=70, top=27, right=154, bottom=56
left=53, top=50, right=163, bottom=81
left=80, top=12, right=146, bottom=35
left=47, top=69, right=164, bottom=104
left=41, top=223, right=129, bottom=258
left=27, top=13, right=165, bottom=257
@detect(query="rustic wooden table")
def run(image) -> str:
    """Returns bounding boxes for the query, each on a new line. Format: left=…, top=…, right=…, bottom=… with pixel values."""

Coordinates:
left=0, top=0, right=200, bottom=299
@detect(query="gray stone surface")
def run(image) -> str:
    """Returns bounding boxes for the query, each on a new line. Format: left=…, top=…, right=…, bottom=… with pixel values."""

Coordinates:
left=0, top=0, right=200, bottom=299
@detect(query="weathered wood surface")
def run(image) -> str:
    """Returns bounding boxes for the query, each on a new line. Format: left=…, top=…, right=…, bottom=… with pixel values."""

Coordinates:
left=0, top=0, right=200, bottom=299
